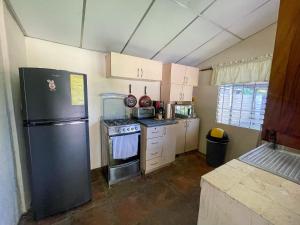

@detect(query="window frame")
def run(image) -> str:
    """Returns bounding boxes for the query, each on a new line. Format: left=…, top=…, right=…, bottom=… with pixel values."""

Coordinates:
left=216, top=82, right=268, bottom=131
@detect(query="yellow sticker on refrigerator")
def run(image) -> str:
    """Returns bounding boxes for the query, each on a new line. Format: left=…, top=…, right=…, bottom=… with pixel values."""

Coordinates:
left=70, top=74, right=84, bottom=105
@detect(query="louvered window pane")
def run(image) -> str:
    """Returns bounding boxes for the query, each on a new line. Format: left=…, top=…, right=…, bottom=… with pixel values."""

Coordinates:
left=216, top=83, right=268, bottom=131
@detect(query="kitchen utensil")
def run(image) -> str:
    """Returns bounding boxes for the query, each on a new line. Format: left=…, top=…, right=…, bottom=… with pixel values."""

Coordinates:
left=139, top=86, right=152, bottom=107
left=124, top=84, right=137, bottom=108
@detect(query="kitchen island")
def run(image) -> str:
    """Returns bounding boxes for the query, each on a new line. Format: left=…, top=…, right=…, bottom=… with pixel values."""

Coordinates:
left=197, top=159, right=300, bottom=225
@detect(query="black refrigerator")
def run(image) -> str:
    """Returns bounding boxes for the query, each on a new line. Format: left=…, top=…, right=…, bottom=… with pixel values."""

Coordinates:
left=19, top=67, right=91, bottom=220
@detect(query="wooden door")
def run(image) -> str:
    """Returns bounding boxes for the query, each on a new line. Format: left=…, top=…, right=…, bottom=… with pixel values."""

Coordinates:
left=185, top=66, right=199, bottom=86
left=185, top=118, right=200, bottom=152
left=170, top=63, right=186, bottom=84
left=107, top=52, right=140, bottom=79
left=262, top=0, right=300, bottom=150
left=176, top=120, right=187, bottom=154
left=140, top=58, right=162, bottom=81
left=162, top=125, right=177, bottom=165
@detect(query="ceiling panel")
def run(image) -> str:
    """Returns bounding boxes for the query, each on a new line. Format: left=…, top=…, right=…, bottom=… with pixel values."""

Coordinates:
left=203, top=0, right=268, bottom=28
left=123, top=0, right=196, bottom=59
left=178, top=31, right=240, bottom=66
left=228, top=0, right=279, bottom=39
left=9, top=0, right=83, bottom=46
left=154, top=17, right=221, bottom=63
left=82, top=0, right=152, bottom=52
left=170, top=0, right=216, bottom=14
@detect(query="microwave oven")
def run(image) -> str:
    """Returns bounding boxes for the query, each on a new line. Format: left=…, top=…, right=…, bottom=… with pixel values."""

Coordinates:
left=174, top=104, right=193, bottom=118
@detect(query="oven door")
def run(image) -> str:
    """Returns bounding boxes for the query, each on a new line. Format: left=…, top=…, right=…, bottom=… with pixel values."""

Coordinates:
left=108, top=132, right=140, bottom=167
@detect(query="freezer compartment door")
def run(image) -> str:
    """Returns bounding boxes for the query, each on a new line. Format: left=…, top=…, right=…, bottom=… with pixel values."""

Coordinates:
left=20, top=68, right=88, bottom=121
left=26, top=120, right=91, bottom=219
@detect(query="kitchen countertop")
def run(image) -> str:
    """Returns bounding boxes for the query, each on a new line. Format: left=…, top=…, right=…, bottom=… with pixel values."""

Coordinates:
left=136, top=118, right=177, bottom=127
left=198, top=159, right=300, bottom=225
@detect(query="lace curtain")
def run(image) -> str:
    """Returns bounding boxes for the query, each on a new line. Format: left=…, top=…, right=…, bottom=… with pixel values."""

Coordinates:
left=211, top=54, right=273, bottom=85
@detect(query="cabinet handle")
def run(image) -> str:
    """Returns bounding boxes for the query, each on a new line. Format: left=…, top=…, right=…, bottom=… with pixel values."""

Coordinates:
left=183, top=93, right=185, bottom=100
left=141, top=68, right=143, bottom=78
left=151, top=131, right=159, bottom=134
left=151, top=152, right=159, bottom=156
left=151, top=142, right=159, bottom=145
left=150, top=162, right=159, bottom=166
left=137, top=68, right=140, bottom=77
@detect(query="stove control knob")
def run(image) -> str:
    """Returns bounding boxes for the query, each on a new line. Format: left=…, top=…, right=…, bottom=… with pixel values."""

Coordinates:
left=118, top=128, right=123, bottom=133
left=135, top=127, right=138, bottom=130
left=127, top=128, right=130, bottom=131
left=131, top=127, right=134, bottom=131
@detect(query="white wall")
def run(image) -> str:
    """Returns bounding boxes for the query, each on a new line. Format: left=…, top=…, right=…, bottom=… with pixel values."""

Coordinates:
left=195, top=24, right=277, bottom=160
left=3, top=1, right=30, bottom=212
left=25, top=37, right=161, bottom=169
left=0, top=0, right=27, bottom=224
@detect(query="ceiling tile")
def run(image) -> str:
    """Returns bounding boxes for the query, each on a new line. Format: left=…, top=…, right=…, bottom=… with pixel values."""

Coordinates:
left=9, top=0, right=83, bottom=46
left=203, top=0, right=268, bottom=28
left=170, top=0, right=216, bottom=14
left=123, top=0, right=196, bottom=59
left=154, top=17, right=221, bottom=63
left=178, top=31, right=240, bottom=66
left=228, top=0, right=279, bottom=39
left=83, top=0, right=152, bottom=52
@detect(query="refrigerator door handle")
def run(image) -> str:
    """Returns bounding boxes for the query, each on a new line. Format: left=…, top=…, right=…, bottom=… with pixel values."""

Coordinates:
left=54, top=121, right=86, bottom=126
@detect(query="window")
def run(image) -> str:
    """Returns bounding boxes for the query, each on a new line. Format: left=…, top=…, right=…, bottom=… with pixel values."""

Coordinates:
left=216, top=83, right=268, bottom=130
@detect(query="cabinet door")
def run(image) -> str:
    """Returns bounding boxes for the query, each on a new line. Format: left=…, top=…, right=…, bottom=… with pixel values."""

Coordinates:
left=108, top=52, right=140, bottom=79
left=185, top=118, right=200, bottom=152
left=169, top=84, right=184, bottom=101
left=182, top=85, right=193, bottom=101
left=162, top=125, right=177, bottom=165
left=176, top=120, right=187, bottom=154
left=140, top=58, right=162, bottom=81
left=185, top=66, right=199, bottom=86
left=170, top=63, right=186, bottom=84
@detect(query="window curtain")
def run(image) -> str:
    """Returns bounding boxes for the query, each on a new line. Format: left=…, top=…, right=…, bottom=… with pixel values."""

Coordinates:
left=211, top=54, right=272, bottom=85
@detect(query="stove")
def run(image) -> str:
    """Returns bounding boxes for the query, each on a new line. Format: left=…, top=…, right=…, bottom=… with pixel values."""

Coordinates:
left=103, top=119, right=141, bottom=136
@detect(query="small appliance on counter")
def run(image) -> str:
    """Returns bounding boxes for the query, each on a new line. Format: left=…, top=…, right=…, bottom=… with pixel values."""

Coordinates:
left=132, top=106, right=155, bottom=119
left=174, top=104, right=195, bottom=118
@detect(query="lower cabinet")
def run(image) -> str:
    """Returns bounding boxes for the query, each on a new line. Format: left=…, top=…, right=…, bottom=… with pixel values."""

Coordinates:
left=175, top=118, right=200, bottom=154
left=141, top=124, right=176, bottom=174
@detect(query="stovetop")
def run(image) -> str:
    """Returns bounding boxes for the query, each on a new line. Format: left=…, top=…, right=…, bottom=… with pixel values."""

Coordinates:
left=103, top=119, right=140, bottom=136
left=103, top=119, right=138, bottom=127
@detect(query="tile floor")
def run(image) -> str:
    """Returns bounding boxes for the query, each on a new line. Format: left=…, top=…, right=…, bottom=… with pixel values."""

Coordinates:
left=20, top=151, right=213, bottom=225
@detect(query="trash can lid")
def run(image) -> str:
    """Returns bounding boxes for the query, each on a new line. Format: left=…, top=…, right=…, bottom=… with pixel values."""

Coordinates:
left=210, top=128, right=224, bottom=138
left=207, top=128, right=229, bottom=142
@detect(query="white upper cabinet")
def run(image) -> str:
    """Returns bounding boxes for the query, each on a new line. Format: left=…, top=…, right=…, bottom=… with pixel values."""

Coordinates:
left=162, top=63, right=199, bottom=86
left=186, top=66, right=199, bottom=86
left=170, top=64, right=187, bottom=85
left=106, top=52, right=162, bottom=81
